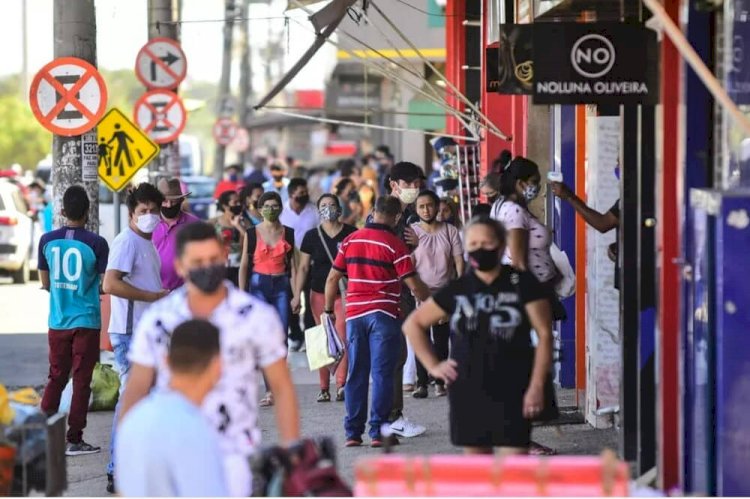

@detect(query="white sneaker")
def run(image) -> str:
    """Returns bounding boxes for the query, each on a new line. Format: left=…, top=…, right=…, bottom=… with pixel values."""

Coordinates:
left=388, top=416, right=426, bottom=438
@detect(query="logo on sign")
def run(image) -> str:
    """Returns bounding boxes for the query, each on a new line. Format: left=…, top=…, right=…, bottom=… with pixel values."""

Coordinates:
left=570, top=34, right=616, bottom=78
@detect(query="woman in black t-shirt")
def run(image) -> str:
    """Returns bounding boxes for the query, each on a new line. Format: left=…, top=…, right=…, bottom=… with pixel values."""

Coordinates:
left=402, top=216, right=554, bottom=454
left=295, top=194, right=357, bottom=403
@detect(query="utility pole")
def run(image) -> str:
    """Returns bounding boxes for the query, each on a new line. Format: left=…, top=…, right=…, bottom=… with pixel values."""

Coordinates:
left=147, top=0, right=181, bottom=180
left=20, top=0, right=28, bottom=99
left=238, top=0, right=252, bottom=168
left=214, top=0, right=237, bottom=181
left=52, top=0, right=99, bottom=233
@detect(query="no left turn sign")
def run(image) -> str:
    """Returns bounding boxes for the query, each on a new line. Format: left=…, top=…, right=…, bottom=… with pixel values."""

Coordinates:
left=134, top=89, right=187, bottom=144
left=135, top=38, right=187, bottom=89
left=29, top=57, right=108, bottom=136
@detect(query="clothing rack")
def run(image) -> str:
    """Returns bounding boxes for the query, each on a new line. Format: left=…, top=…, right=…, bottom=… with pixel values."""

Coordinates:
left=455, top=144, right=481, bottom=226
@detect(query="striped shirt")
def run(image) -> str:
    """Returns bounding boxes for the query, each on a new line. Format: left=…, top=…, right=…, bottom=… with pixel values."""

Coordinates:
left=333, top=223, right=416, bottom=321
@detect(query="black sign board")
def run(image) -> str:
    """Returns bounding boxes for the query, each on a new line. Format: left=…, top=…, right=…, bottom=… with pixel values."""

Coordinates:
left=532, top=23, right=659, bottom=105
left=487, top=24, right=534, bottom=95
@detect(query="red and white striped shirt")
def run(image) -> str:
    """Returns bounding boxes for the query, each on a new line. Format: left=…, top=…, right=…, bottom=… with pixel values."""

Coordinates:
left=333, top=223, right=416, bottom=321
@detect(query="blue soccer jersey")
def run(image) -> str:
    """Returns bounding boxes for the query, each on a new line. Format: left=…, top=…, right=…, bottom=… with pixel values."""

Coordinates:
left=38, top=227, right=109, bottom=330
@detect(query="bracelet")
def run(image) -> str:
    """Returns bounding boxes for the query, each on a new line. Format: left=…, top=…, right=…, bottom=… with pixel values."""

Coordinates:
left=324, top=309, right=334, bottom=314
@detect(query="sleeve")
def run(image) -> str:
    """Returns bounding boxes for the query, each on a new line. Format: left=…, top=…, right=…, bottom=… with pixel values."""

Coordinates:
left=517, top=270, right=548, bottom=304
left=173, top=425, right=228, bottom=497
left=300, top=229, right=315, bottom=256
left=37, top=235, right=49, bottom=271
left=106, top=235, right=135, bottom=274
left=127, top=306, right=160, bottom=368
left=448, top=225, right=463, bottom=257
left=608, top=199, right=620, bottom=219
left=393, top=238, right=417, bottom=279
left=95, top=237, right=110, bottom=274
left=253, top=304, right=288, bottom=368
left=432, top=283, right=457, bottom=315
left=332, top=239, right=347, bottom=274
left=499, top=202, right=529, bottom=231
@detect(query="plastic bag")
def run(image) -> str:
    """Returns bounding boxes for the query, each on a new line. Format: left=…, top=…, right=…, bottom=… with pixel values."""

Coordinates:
left=550, top=243, right=576, bottom=298
left=90, top=363, right=120, bottom=411
left=0, top=384, right=14, bottom=426
left=305, top=325, right=335, bottom=371
left=323, top=314, right=345, bottom=376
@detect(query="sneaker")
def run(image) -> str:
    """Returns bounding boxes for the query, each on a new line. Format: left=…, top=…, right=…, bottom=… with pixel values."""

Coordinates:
left=288, top=340, right=302, bottom=352
left=388, top=416, right=426, bottom=438
left=371, top=435, right=400, bottom=448
left=402, top=383, right=415, bottom=392
left=106, top=473, right=116, bottom=494
left=65, top=441, right=101, bottom=456
left=435, top=385, right=447, bottom=397
left=345, top=438, right=363, bottom=448
left=412, top=385, right=428, bottom=399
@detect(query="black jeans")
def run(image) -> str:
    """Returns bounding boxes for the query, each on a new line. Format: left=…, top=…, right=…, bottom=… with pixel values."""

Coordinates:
left=389, top=291, right=416, bottom=422
left=415, top=322, right=450, bottom=387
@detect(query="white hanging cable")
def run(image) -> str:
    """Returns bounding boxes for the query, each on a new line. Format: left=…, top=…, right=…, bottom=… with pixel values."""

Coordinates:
left=369, top=0, right=511, bottom=141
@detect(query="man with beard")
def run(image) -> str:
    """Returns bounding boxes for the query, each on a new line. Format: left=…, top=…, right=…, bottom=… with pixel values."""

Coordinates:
left=409, top=190, right=464, bottom=398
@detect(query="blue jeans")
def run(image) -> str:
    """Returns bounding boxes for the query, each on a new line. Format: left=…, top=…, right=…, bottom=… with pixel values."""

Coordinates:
left=249, top=273, right=291, bottom=334
left=107, top=333, right=132, bottom=475
left=344, top=312, right=401, bottom=440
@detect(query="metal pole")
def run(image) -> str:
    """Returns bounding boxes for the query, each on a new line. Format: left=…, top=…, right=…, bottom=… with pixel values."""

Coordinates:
left=214, top=0, right=236, bottom=181
left=113, top=191, right=121, bottom=236
left=52, top=0, right=99, bottom=233
left=147, top=0, right=181, bottom=180
left=238, top=0, right=252, bottom=168
left=21, top=0, right=28, bottom=100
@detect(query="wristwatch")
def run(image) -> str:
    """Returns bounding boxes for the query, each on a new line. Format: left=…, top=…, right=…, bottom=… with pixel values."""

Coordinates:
left=324, top=309, right=334, bottom=315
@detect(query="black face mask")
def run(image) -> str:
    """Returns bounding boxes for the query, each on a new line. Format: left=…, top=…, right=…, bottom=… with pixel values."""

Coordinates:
left=229, top=205, right=243, bottom=216
left=160, top=204, right=181, bottom=219
left=487, top=194, right=500, bottom=205
left=468, top=248, right=500, bottom=271
left=188, top=264, right=226, bottom=294
left=295, top=195, right=310, bottom=206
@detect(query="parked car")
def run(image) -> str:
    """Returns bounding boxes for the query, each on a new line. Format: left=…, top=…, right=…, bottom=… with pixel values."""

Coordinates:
left=0, top=179, right=41, bottom=283
left=181, top=176, right=217, bottom=220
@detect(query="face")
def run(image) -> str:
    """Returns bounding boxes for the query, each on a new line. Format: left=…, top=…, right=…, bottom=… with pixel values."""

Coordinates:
left=517, top=174, right=542, bottom=197
left=271, top=168, right=285, bottom=181
left=175, top=238, right=227, bottom=282
left=291, top=186, right=309, bottom=202
left=318, top=196, right=338, bottom=212
left=416, top=196, right=437, bottom=223
left=390, top=178, right=420, bottom=194
left=224, top=193, right=240, bottom=210
left=260, top=197, right=282, bottom=221
left=480, top=185, right=500, bottom=202
left=249, top=188, right=263, bottom=206
left=464, top=224, right=503, bottom=253
left=438, top=201, right=453, bottom=222
left=131, top=201, right=160, bottom=223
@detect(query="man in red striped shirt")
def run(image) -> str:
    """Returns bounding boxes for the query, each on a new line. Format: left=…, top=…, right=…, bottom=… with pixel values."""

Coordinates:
left=325, top=196, right=430, bottom=448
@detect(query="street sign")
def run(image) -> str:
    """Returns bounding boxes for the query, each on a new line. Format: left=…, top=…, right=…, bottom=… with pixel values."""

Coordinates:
left=81, top=130, right=99, bottom=182
left=213, top=118, right=238, bottom=146
left=135, top=38, right=187, bottom=89
left=97, top=108, right=159, bottom=192
left=229, top=127, right=250, bottom=152
left=29, top=57, right=108, bottom=136
left=133, top=89, right=187, bottom=144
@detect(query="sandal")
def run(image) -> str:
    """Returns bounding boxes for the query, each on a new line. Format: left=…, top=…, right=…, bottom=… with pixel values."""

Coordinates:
left=317, top=390, right=331, bottom=402
left=259, top=392, right=274, bottom=407
left=335, top=386, right=345, bottom=402
left=529, top=441, right=557, bottom=456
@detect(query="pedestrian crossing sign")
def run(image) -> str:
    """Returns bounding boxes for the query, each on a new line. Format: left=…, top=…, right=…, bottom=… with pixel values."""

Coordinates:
left=97, top=107, right=159, bottom=192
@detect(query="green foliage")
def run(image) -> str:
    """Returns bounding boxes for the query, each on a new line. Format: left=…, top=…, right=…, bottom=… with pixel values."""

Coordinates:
left=0, top=93, right=51, bottom=170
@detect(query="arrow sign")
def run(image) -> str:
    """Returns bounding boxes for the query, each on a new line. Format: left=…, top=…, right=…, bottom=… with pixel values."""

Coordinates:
left=135, top=38, right=187, bottom=89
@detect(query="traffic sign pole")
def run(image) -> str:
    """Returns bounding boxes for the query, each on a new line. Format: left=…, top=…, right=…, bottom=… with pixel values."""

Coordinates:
left=51, top=0, right=101, bottom=233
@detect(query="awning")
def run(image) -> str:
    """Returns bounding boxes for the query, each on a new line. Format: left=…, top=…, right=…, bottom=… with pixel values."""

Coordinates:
left=407, top=98, right=446, bottom=131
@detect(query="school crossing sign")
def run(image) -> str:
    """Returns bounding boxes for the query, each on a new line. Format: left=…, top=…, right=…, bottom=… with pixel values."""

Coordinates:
left=96, top=108, right=159, bottom=192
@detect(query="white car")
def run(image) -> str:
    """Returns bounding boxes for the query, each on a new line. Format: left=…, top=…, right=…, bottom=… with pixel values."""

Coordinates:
left=0, top=180, right=41, bottom=283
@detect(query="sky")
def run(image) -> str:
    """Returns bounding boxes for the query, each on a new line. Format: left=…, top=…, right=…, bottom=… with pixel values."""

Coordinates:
left=0, top=0, right=335, bottom=93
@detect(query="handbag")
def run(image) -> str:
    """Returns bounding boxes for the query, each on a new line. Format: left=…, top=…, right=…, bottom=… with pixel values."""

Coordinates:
left=317, top=226, right=348, bottom=308
left=304, top=323, right=335, bottom=371
left=549, top=243, right=576, bottom=298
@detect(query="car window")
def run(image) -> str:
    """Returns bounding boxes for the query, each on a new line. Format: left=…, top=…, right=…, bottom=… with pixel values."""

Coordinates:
left=99, top=184, right=114, bottom=204
left=184, top=180, right=216, bottom=198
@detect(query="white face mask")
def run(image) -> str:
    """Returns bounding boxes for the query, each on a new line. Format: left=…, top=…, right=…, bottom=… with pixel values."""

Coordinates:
left=136, top=213, right=160, bottom=234
left=398, top=187, right=419, bottom=205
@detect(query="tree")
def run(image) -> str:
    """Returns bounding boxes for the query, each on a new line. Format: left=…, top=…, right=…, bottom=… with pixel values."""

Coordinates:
left=0, top=94, right=50, bottom=170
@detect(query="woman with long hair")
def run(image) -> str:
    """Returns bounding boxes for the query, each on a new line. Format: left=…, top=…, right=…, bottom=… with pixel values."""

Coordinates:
left=403, top=216, right=553, bottom=454
left=239, top=182, right=264, bottom=226
left=333, top=177, right=364, bottom=226
left=295, top=194, right=357, bottom=402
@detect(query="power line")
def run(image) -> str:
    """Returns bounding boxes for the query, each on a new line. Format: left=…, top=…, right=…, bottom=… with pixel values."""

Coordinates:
left=391, top=0, right=480, bottom=19
left=156, top=15, right=289, bottom=26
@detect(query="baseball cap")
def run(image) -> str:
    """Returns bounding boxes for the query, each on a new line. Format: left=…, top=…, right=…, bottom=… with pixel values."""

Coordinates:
left=389, top=162, right=425, bottom=183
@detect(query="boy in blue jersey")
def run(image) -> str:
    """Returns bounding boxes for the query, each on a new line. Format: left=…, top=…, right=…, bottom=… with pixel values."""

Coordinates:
left=38, top=185, right=109, bottom=456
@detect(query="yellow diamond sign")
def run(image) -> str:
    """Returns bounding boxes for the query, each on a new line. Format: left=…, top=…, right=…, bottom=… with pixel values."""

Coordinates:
left=97, top=108, right=159, bottom=192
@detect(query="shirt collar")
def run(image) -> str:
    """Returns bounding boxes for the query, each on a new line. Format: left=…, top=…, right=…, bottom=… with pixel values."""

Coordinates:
left=365, top=222, right=396, bottom=234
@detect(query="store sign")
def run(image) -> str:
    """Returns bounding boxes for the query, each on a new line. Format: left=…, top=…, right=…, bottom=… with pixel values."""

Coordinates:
left=532, top=23, right=659, bottom=105
left=486, top=24, right=534, bottom=95
left=726, top=0, right=750, bottom=104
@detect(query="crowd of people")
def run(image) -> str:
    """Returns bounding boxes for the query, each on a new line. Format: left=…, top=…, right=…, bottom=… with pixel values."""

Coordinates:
left=34, top=144, right=600, bottom=496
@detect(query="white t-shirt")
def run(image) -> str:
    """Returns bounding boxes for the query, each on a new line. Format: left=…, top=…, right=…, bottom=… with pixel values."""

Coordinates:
left=128, top=283, right=287, bottom=457
left=107, top=228, right=162, bottom=335
left=280, top=201, right=319, bottom=248
left=497, top=200, right=557, bottom=284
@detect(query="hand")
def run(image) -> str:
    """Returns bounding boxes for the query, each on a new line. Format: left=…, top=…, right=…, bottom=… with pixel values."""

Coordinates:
left=404, top=226, right=419, bottom=248
left=550, top=182, right=573, bottom=200
left=323, top=309, right=336, bottom=324
left=291, top=295, right=301, bottom=315
left=428, top=359, right=458, bottom=386
left=152, top=289, right=170, bottom=302
left=523, top=384, right=544, bottom=419
left=231, top=215, right=245, bottom=231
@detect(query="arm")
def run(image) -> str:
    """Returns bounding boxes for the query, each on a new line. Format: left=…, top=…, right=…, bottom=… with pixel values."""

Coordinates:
left=453, top=255, right=465, bottom=277
left=40, top=270, right=50, bottom=291
left=117, top=363, right=156, bottom=424
left=263, top=359, right=301, bottom=445
left=523, top=299, right=554, bottom=418
left=239, top=234, right=250, bottom=291
left=551, top=182, right=618, bottom=233
left=289, top=247, right=299, bottom=300
left=507, top=228, right=529, bottom=271
left=324, top=268, right=344, bottom=313
left=403, top=274, right=431, bottom=303
left=103, top=269, right=165, bottom=302
left=291, top=251, right=310, bottom=313
left=402, top=300, right=457, bottom=384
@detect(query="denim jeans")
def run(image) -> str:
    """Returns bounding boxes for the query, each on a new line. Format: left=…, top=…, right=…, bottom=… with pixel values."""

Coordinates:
left=249, top=273, right=291, bottom=334
left=344, top=312, right=401, bottom=440
left=107, top=333, right=132, bottom=475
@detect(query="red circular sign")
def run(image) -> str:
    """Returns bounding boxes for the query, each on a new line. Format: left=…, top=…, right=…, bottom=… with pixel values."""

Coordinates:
left=133, top=89, right=187, bottom=144
left=29, top=57, right=108, bottom=136
left=135, top=38, right=188, bottom=89
left=213, top=118, right=239, bottom=146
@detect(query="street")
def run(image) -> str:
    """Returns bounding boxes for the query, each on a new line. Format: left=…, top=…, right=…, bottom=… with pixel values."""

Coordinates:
left=0, top=281, right=618, bottom=496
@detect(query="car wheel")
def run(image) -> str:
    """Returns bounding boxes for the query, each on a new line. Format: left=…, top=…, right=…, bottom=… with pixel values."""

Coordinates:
left=12, top=258, right=30, bottom=284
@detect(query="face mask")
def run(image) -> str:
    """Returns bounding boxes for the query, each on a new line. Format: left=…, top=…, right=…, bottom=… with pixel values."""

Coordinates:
left=229, top=174, right=238, bottom=182
left=272, top=173, right=284, bottom=181
left=160, top=204, right=181, bottom=219
left=523, top=184, right=540, bottom=201
left=486, top=193, right=500, bottom=204
left=319, top=205, right=341, bottom=222
left=229, top=205, right=243, bottom=216
left=468, top=248, right=500, bottom=271
left=261, top=207, right=280, bottom=222
left=188, top=264, right=226, bottom=294
left=398, top=187, right=419, bottom=205
left=136, top=213, right=160, bottom=234
left=295, top=195, right=310, bottom=206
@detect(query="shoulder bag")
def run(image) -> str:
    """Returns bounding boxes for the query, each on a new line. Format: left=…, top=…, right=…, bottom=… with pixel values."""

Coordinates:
left=317, top=226, right=348, bottom=309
